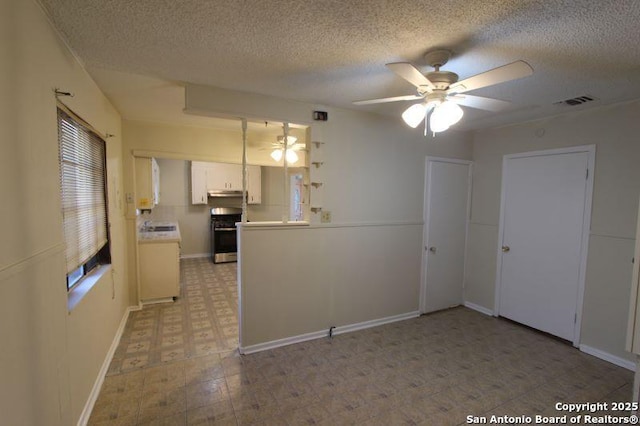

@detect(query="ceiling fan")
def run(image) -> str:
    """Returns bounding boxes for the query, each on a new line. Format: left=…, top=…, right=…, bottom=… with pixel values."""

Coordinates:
left=353, top=50, right=534, bottom=133
left=263, top=135, right=305, bottom=164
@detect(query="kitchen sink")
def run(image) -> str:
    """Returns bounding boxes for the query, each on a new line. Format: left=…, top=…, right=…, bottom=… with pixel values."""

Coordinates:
left=142, top=225, right=176, bottom=232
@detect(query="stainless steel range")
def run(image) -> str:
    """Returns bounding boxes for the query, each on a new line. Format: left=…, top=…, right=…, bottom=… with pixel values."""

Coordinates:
left=210, top=207, right=242, bottom=263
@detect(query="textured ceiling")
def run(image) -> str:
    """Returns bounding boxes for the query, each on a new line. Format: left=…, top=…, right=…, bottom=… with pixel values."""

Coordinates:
left=40, top=0, right=640, bottom=131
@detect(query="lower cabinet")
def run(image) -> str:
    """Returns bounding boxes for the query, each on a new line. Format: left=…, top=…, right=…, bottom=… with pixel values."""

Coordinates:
left=139, top=242, right=180, bottom=300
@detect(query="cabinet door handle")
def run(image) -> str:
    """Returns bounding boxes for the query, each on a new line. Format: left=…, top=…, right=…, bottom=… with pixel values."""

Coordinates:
left=429, top=247, right=436, bottom=253
left=502, top=245, right=510, bottom=252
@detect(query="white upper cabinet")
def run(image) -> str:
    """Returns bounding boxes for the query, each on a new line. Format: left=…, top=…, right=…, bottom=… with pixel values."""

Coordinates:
left=207, top=162, right=243, bottom=191
left=135, top=157, right=160, bottom=209
left=247, top=165, right=262, bottom=204
left=191, top=161, right=208, bottom=205
left=190, top=161, right=262, bottom=205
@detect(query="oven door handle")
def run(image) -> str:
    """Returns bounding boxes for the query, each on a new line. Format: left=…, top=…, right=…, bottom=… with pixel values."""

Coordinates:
left=215, top=227, right=237, bottom=231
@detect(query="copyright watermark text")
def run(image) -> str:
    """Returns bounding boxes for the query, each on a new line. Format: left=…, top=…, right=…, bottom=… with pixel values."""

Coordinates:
left=466, top=401, right=639, bottom=424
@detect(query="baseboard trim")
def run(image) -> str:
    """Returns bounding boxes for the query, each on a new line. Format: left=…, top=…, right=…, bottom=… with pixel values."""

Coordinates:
left=77, top=305, right=137, bottom=426
left=239, top=311, right=420, bottom=355
left=332, top=311, right=420, bottom=336
left=579, top=344, right=636, bottom=371
left=141, top=297, right=175, bottom=306
left=240, top=330, right=327, bottom=355
left=464, top=301, right=494, bottom=317
left=180, top=253, right=210, bottom=259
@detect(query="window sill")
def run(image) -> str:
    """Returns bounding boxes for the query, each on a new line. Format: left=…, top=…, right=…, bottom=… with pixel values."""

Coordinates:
left=67, top=264, right=111, bottom=312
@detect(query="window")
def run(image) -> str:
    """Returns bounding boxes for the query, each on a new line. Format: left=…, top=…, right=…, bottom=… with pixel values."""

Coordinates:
left=57, top=107, right=111, bottom=290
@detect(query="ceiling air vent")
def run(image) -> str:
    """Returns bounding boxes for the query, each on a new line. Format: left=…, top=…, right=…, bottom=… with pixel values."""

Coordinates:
left=553, top=95, right=598, bottom=107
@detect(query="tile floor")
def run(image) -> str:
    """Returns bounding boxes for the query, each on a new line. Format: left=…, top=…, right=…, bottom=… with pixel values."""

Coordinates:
left=106, top=258, right=238, bottom=376
left=89, top=258, right=634, bottom=425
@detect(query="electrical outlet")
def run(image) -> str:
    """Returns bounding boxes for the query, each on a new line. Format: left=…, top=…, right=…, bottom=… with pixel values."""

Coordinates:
left=321, top=211, right=332, bottom=223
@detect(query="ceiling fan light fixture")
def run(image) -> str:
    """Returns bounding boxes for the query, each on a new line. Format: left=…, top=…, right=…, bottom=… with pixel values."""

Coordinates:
left=271, top=148, right=298, bottom=164
left=402, top=103, right=427, bottom=128
left=285, top=149, right=299, bottom=164
left=353, top=53, right=533, bottom=135
left=429, top=113, right=450, bottom=133
left=439, top=100, right=464, bottom=125
left=277, top=135, right=298, bottom=146
left=270, top=149, right=283, bottom=162
left=429, top=100, right=464, bottom=132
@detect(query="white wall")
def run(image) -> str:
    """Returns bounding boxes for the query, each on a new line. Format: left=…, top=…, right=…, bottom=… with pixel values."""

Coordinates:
left=465, top=100, right=640, bottom=362
left=0, top=1, right=129, bottom=424
left=239, top=223, right=424, bottom=347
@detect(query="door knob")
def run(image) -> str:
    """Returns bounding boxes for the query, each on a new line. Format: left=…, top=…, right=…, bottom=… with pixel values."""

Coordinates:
left=502, top=246, right=510, bottom=252
left=429, top=247, right=436, bottom=253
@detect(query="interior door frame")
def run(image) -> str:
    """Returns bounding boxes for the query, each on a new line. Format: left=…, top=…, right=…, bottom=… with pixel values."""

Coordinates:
left=420, top=157, right=473, bottom=314
left=493, top=144, right=596, bottom=347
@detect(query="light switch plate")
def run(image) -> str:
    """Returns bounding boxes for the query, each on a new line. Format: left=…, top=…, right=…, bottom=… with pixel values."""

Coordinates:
left=321, top=211, right=331, bottom=223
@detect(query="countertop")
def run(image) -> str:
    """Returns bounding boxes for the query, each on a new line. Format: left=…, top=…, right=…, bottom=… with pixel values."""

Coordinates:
left=137, top=221, right=182, bottom=244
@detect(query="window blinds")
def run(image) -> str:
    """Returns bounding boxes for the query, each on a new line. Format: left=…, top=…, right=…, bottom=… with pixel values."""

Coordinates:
left=57, top=108, right=108, bottom=274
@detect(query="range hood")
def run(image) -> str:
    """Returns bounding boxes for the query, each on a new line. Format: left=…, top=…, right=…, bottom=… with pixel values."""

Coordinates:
left=207, top=190, right=245, bottom=198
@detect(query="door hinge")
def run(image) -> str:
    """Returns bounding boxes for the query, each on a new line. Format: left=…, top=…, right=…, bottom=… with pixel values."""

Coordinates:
left=575, top=313, right=577, bottom=323
left=586, top=169, right=589, bottom=179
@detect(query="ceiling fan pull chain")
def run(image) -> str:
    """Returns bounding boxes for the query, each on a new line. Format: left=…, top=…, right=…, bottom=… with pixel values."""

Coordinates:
left=424, top=114, right=428, bottom=136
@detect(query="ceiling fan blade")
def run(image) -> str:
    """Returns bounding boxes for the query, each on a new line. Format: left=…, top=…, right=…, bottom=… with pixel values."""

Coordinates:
left=353, top=94, right=423, bottom=105
left=449, top=94, right=511, bottom=112
left=386, top=62, right=435, bottom=90
left=448, top=60, right=533, bottom=94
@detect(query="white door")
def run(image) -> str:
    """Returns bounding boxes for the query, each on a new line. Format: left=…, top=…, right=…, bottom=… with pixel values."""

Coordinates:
left=422, top=158, right=471, bottom=313
left=497, top=147, right=594, bottom=342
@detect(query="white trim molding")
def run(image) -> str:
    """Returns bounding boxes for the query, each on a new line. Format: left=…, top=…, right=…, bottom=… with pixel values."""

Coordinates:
left=77, top=305, right=139, bottom=426
left=332, top=311, right=420, bottom=336
left=0, top=243, right=65, bottom=280
left=464, top=301, right=494, bottom=317
left=180, top=253, right=210, bottom=259
left=579, top=344, right=636, bottom=371
left=239, top=311, right=420, bottom=355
